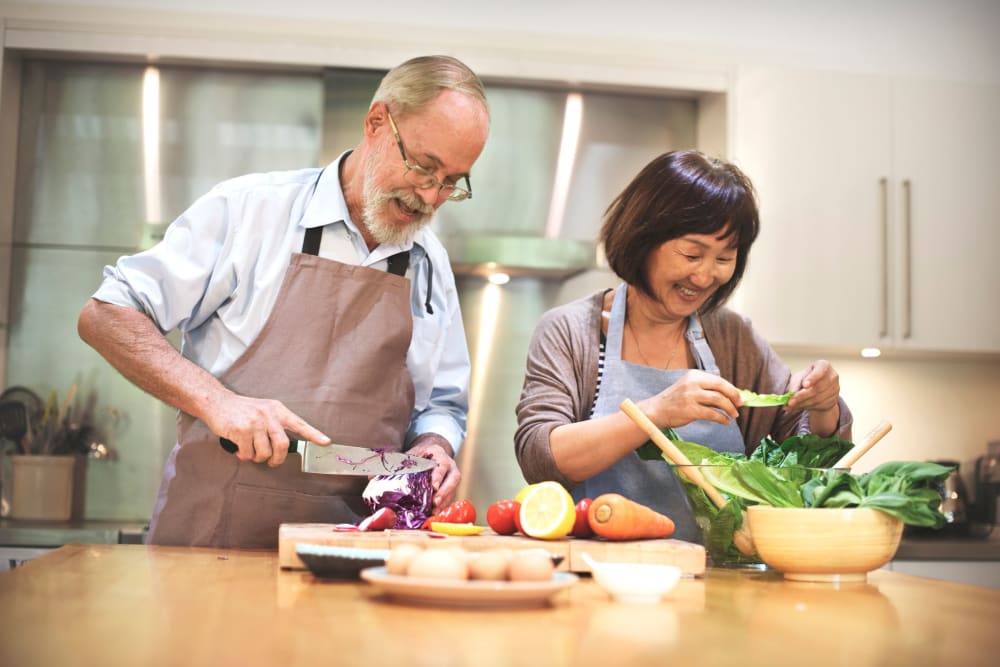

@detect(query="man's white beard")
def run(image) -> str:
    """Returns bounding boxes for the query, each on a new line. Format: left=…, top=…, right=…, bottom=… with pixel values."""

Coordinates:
left=362, top=154, right=435, bottom=246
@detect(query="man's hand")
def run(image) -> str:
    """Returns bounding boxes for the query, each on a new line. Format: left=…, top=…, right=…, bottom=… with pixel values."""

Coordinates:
left=406, top=433, right=461, bottom=510
left=207, top=393, right=330, bottom=467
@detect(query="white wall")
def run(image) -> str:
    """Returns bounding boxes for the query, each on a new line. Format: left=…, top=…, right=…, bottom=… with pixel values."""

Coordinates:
left=4, top=1, right=1000, bottom=85
left=3, top=0, right=999, bottom=494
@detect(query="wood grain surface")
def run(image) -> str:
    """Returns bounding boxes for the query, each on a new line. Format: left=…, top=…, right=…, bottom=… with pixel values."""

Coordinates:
left=3, top=544, right=999, bottom=667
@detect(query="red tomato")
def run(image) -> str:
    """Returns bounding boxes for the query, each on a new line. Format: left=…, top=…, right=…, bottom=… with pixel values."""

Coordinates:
left=571, top=498, right=594, bottom=538
left=513, top=506, right=524, bottom=534
left=421, top=500, right=476, bottom=528
left=486, top=500, right=521, bottom=535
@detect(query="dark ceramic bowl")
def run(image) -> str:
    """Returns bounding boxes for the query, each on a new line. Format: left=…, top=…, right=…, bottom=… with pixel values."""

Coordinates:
left=296, top=544, right=391, bottom=580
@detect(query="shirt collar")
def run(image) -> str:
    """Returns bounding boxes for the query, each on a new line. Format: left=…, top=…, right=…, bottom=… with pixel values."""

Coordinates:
left=298, top=150, right=426, bottom=259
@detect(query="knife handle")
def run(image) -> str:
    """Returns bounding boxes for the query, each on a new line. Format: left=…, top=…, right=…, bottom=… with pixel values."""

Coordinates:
left=219, top=437, right=300, bottom=454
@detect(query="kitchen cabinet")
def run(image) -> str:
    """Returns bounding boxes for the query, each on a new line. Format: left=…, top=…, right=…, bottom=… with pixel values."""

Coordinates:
left=0, top=518, right=147, bottom=569
left=0, top=545, right=51, bottom=570
left=730, top=65, right=1000, bottom=355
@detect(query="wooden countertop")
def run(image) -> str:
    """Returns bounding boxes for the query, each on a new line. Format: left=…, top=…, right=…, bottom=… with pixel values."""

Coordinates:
left=2, top=543, right=999, bottom=666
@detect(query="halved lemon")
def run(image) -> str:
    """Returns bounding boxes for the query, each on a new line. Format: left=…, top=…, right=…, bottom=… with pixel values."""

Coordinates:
left=514, top=483, right=539, bottom=503
left=518, top=481, right=576, bottom=540
left=429, top=522, right=485, bottom=536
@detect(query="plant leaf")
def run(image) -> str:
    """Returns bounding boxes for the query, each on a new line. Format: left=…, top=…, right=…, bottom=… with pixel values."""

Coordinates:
left=738, top=389, right=794, bottom=407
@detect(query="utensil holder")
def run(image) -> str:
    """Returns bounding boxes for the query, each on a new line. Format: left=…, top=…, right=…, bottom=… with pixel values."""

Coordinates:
left=7, top=455, right=76, bottom=521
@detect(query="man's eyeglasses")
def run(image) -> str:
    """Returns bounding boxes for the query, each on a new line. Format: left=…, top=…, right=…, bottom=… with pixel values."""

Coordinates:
left=386, top=109, right=472, bottom=202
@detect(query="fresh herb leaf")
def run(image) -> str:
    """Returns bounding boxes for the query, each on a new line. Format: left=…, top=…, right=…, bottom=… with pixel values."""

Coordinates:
left=738, top=389, right=794, bottom=407
left=731, top=461, right=808, bottom=507
left=678, top=479, right=759, bottom=566
left=749, top=433, right=854, bottom=468
left=635, top=427, right=682, bottom=461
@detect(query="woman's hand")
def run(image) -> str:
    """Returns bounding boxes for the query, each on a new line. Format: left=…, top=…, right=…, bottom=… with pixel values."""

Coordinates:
left=787, top=359, right=841, bottom=436
left=641, top=369, right=741, bottom=429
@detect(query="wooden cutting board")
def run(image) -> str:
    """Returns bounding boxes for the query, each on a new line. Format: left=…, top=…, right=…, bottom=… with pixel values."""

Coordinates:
left=278, top=524, right=706, bottom=576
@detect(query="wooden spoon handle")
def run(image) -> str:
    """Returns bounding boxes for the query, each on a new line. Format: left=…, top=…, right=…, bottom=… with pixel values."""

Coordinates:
left=834, top=420, right=892, bottom=469
left=620, top=399, right=729, bottom=510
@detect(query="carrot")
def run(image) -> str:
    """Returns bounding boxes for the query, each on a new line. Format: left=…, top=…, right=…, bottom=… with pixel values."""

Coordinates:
left=587, top=493, right=675, bottom=540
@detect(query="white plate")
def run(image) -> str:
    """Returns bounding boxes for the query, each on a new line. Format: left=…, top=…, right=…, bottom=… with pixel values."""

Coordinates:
left=360, top=566, right=578, bottom=608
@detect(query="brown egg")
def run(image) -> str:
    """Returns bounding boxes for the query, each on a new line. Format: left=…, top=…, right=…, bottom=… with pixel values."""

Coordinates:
left=469, top=548, right=513, bottom=581
left=406, top=547, right=469, bottom=580
left=509, top=550, right=555, bottom=582
left=385, top=543, right=423, bottom=576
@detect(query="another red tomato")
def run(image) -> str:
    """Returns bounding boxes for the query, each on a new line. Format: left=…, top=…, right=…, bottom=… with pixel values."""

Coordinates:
left=422, top=499, right=477, bottom=529
left=443, top=499, right=476, bottom=524
left=486, top=500, right=521, bottom=535
left=571, top=498, right=594, bottom=538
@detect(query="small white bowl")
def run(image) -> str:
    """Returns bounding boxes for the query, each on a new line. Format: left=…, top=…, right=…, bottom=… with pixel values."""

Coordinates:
left=582, top=553, right=682, bottom=604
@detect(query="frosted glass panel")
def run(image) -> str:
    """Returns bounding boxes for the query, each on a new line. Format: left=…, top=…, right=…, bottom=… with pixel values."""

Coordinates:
left=7, top=60, right=324, bottom=520
left=6, top=246, right=175, bottom=520
left=14, top=60, right=323, bottom=246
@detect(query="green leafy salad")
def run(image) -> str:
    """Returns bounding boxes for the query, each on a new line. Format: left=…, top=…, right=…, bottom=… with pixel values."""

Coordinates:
left=636, top=430, right=953, bottom=565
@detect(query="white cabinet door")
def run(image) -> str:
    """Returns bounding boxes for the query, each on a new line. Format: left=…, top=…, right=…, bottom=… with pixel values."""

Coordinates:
left=729, top=65, right=893, bottom=350
left=891, top=79, right=1000, bottom=353
left=731, top=65, right=1000, bottom=355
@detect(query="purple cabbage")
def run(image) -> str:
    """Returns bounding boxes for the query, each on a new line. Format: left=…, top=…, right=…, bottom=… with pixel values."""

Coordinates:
left=362, top=468, right=434, bottom=529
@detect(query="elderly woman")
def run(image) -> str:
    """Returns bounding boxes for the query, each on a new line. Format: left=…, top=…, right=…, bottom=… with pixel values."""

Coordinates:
left=514, top=149, right=852, bottom=542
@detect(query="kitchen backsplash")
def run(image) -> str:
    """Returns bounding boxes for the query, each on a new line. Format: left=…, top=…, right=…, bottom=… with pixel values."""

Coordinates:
left=780, top=352, right=1000, bottom=491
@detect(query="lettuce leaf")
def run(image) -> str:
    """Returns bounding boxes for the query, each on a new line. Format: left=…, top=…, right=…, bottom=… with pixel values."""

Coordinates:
left=738, top=389, right=794, bottom=407
left=636, top=429, right=953, bottom=531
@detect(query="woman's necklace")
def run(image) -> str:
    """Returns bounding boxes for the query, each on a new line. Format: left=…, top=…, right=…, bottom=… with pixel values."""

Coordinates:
left=626, top=316, right=686, bottom=369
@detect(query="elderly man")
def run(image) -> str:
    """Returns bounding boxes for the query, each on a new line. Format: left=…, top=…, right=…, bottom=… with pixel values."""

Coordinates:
left=78, top=55, right=490, bottom=547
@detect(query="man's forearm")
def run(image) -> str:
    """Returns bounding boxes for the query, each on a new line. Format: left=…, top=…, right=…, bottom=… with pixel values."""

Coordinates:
left=78, top=298, right=229, bottom=423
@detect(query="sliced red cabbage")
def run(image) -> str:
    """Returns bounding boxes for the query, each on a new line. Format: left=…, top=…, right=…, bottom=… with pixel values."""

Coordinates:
left=362, top=469, right=434, bottom=529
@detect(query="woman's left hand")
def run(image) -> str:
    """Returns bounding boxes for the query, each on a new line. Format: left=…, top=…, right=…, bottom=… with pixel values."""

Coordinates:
left=787, top=359, right=840, bottom=436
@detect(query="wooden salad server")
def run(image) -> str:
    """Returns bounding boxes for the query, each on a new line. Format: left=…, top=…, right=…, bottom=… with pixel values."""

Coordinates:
left=833, top=420, right=893, bottom=469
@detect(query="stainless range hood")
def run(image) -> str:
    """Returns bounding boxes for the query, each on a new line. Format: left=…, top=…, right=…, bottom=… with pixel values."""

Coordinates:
left=430, top=84, right=698, bottom=283
left=443, top=234, right=596, bottom=280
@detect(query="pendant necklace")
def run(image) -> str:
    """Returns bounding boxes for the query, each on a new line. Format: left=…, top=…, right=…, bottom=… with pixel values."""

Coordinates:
left=626, top=315, right=686, bottom=369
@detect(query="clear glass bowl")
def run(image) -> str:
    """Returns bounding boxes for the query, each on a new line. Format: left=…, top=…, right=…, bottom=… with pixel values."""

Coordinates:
left=671, top=463, right=837, bottom=568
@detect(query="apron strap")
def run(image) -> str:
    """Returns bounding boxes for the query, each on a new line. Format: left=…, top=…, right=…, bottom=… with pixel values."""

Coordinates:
left=301, top=226, right=323, bottom=256
left=302, top=228, right=410, bottom=278
left=386, top=251, right=411, bottom=277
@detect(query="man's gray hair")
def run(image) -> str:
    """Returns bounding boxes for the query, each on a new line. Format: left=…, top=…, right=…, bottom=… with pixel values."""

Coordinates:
left=372, top=55, right=489, bottom=120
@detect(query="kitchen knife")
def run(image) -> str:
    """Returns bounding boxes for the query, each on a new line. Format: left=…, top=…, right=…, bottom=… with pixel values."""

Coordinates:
left=219, top=437, right=436, bottom=476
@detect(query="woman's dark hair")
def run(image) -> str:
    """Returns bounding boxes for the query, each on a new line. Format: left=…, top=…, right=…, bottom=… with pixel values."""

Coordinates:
left=600, top=149, right=760, bottom=314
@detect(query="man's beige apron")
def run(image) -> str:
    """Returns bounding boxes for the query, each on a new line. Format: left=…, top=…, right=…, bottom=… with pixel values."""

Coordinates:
left=149, top=231, right=415, bottom=548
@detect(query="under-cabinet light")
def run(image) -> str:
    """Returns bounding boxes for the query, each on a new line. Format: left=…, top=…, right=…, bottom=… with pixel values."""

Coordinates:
left=487, top=272, right=511, bottom=285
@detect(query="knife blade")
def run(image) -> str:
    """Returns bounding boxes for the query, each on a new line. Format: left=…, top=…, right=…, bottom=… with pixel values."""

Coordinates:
left=219, top=437, right=436, bottom=476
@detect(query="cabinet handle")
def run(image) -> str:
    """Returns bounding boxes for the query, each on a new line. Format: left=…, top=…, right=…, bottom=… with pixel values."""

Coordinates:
left=902, top=179, right=912, bottom=339
left=879, top=177, right=889, bottom=338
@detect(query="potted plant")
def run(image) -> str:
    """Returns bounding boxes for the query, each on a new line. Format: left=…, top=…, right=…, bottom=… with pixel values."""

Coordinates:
left=0, top=385, right=113, bottom=521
